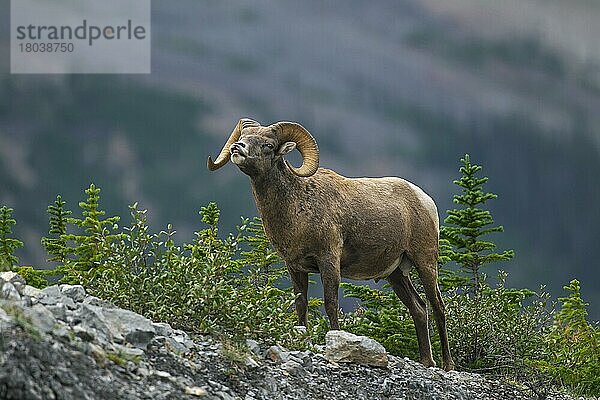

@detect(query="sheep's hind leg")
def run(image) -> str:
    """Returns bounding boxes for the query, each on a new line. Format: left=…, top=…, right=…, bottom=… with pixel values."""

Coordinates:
left=413, top=254, right=455, bottom=371
left=420, top=274, right=455, bottom=371
left=387, top=268, right=436, bottom=368
left=288, top=269, right=309, bottom=326
left=318, top=258, right=341, bottom=330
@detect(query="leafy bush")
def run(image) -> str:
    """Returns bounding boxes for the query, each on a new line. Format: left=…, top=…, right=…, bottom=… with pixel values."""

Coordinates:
left=536, top=280, right=600, bottom=396
left=37, top=186, right=318, bottom=348
left=445, top=273, right=553, bottom=387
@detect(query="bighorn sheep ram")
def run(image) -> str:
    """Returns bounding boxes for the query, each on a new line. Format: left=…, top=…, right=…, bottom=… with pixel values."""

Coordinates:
left=208, top=119, right=454, bottom=371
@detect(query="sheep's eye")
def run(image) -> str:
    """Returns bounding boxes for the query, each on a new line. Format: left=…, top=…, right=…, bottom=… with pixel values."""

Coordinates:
left=263, top=143, right=274, bottom=150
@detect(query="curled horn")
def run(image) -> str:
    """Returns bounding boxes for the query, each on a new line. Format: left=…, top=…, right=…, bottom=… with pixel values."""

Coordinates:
left=207, top=118, right=259, bottom=171
left=271, top=122, right=319, bottom=177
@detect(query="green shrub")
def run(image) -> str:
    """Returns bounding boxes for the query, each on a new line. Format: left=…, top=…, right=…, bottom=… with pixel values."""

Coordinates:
left=67, top=196, right=313, bottom=348
left=13, top=266, right=50, bottom=289
left=536, top=280, right=600, bottom=396
left=445, top=272, right=550, bottom=369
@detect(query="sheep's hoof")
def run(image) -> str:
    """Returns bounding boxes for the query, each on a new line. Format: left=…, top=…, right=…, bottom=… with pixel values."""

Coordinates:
left=421, top=358, right=436, bottom=368
left=443, top=362, right=456, bottom=372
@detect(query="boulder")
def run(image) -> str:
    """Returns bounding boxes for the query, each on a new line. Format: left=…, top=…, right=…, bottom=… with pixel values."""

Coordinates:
left=39, top=285, right=63, bottom=306
left=22, top=303, right=58, bottom=334
left=0, top=271, right=25, bottom=286
left=21, top=285, right=44, bottom=301
left=1, top=282, right=21, bottom=301
left=152, top=322, right=173, bottom=337
left=325, top=330, right=388, bottom=368
left=72, top=304, right=156, bottom=349
left=101, top=307, right=156, bottom=349
left=280, top=360, right=305, bottom=377
left=74, top=304, right=115, bottom=344
left=60, top=285, right=87, bottom=303
left=266, top=345, right=289, bottom=363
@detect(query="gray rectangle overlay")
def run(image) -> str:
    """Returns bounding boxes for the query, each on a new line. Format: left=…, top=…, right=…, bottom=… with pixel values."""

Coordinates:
left=11, top=0, right=151, bottom=74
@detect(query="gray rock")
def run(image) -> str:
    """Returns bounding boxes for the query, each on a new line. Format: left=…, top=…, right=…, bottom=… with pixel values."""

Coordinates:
left=41, top=284, right=61, bottom=297
left=53, top=323, right=72, bottom=341
left=246, top=339, right=261, bottom=356
left=165, top=336, right=190, bottom=353
left=152, top=322, right=173, bottom=337
left=75, top=304, right=115, bottom=344
left=184, top=386, right=208, bottom=397
left=82, top=295, right=114, bottom=308
left=245, top=356, right=260, bottom=369
left=1, top=282, right=21, bottom=301
left=46, top=303, right=68, bottom=321
left=216, top=391, right=236, bottom=400
left=60, top=284, right=87, bottom=302
left=0, top=275, right=546, bottom=400
left=101, top=307, right=156, bottom=348
left=280, top=360, right=305, bottom=377
left=22, top=303, right=58, bottom=333
left=147, top=335, right=167, bottom=351
left=171, top=329, right=194, bottom=351
left=112, top=343, right=145, bottom=358
left=325, top=330, right=388, bottom=368
left=153, top=370, right=173, bottom=380
left=0, top=306, right=13, bottom=329
left=292, top=351, right=313, bottom=371
left=266, top=345, right=289, bottom=363
left=39, top=285, right=64, bottom=306
left=125, top=329, right=155, bottom=349
left=62, top=296, right=78, bottom=310
left=73, top=325, right=95, bottom=342
left=0, top=271, right=25, bottom=286
left=87, top=343, right=108, bottom=367
left=21, top=285, right=45, bottom=304
left=13, top=281, right=25, bottom=295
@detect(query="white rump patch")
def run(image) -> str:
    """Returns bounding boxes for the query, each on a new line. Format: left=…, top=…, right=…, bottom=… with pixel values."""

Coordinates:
left=407, top=181, right=439, bottom=233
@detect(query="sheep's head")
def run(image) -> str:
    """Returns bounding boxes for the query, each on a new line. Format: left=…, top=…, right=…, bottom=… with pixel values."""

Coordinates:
left=207, top=119, right=319, bottom=177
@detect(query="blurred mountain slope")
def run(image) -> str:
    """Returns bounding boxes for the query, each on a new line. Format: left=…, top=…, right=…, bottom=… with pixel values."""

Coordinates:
left=0, top=0, right=598, bottom=318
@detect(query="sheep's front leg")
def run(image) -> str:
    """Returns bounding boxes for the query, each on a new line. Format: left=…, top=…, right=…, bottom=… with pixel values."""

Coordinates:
left=288, top=268, right=308, bottom=326
left=319, top=258, right=341, bottom=330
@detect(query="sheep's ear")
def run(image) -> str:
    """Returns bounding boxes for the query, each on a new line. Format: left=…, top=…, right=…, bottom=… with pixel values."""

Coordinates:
left=278, top=141, right=296, bottom=156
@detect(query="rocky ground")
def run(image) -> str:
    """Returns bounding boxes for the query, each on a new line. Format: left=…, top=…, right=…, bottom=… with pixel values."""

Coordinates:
left=0, top=272, right=582, bottom=400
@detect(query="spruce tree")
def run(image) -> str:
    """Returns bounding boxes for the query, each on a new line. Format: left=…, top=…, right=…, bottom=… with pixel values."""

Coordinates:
left=41, top=195, right=72, bottom=264
left=440, top=154, right=514, bottom=296
left=0, top=206, right=23, bottom=271
left=61, top=183, right=124, bottom=282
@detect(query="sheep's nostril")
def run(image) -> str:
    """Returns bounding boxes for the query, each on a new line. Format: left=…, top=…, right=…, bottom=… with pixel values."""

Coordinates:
left=231, top=142, right=245, bottom=155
